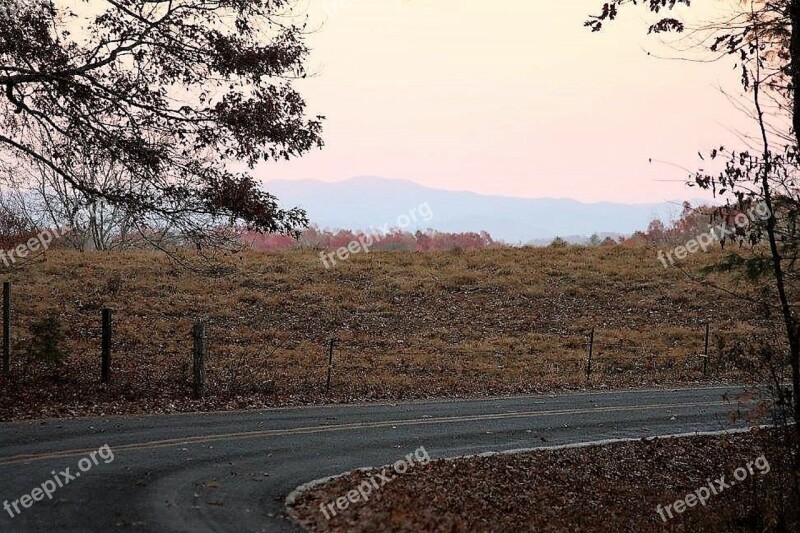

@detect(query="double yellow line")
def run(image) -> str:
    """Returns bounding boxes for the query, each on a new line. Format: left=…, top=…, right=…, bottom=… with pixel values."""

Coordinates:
left=0, top=400, right=731, bottom=467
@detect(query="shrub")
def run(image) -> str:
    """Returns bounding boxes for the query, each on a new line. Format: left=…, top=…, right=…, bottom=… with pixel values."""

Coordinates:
left=25, top=315, right=70, bottom=368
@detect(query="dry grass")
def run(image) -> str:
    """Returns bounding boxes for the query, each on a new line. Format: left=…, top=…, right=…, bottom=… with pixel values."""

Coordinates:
left=0, top=245, right=781, bottom=420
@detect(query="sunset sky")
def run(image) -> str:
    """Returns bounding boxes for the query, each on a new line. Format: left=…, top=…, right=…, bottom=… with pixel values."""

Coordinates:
left=258, top=0, right=756, bottom=204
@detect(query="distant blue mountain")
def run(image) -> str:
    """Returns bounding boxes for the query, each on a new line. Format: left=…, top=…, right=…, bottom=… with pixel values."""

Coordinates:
left=265, top=176, right=691, bottom=244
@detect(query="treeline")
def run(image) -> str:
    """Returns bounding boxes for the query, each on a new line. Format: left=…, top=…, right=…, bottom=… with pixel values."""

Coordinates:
left=548, top=202, right=725, bottom=248
left=619, top=202, right=735, bottom=247
left=243, top=227, right=504, bottom=252
left=0, top=192, right=726, bottom=255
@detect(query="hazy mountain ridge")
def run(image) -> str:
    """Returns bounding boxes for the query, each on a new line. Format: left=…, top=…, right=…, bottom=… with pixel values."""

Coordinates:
left=265, top=176, right=689, bottom=244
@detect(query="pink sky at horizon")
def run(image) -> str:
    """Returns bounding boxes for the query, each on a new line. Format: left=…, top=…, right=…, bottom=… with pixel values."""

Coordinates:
left=257, top=0, right=759, bottom=204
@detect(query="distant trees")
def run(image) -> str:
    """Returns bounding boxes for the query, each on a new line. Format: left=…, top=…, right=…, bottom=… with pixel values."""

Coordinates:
left=0, top=190, right=36, bottom=251
left=625, top=203, right=723, bottom=247
left=0, top=130, right=138, bottom=250
left=243, top=227, right=503, bottom=253
left=0, top=1, right=320, bottom=249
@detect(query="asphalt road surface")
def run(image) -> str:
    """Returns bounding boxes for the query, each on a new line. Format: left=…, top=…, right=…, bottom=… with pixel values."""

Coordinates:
left=0, top=385, right=759, bottom=532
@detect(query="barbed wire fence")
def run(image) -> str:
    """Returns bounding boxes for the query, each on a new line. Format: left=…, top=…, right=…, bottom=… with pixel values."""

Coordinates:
left=0, top=279, right=773, bottom=398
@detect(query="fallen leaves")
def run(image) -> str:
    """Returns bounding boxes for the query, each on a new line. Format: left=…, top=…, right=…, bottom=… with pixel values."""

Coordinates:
left=289, top=430, right=798, bottom=532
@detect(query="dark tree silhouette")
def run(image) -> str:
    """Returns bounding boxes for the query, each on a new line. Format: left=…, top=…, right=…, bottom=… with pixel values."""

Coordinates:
left=588, top=0, right=800, bottom=462
left=587, top=1, right=796, bottom=145
left=0, top=0, right=322, bottom=241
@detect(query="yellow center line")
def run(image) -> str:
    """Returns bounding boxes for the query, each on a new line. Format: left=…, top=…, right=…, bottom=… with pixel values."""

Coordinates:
left=0, top=400, right=733, bottom=466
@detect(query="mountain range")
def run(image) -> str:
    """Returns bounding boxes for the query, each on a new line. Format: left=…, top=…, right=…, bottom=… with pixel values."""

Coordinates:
left=265, top=176, right=692, bottom=244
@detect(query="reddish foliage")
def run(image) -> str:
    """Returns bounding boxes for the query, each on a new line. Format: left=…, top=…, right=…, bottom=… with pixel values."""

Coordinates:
left=242, top=227, right=503, bottom=252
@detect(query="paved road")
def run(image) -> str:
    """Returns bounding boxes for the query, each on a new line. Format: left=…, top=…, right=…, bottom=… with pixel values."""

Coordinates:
left=0, top=386, right=759, bottom=532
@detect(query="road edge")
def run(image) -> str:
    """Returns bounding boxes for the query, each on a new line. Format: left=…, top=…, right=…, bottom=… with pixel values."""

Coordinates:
left=0, top=384, right=748, bottom=426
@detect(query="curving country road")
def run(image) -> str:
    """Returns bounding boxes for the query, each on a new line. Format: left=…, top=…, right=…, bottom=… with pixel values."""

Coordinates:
left=0, top=386, right=759, bottom=532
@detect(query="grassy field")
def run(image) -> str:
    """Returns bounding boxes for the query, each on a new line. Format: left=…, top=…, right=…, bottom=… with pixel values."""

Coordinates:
left=0, top=245, right=781, bottom=420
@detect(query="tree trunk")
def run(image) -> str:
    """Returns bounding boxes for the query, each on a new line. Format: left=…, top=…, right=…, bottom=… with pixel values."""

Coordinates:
left=791, top=0, right=800, bottom=454
left=793, top=1, right=800, bottom=150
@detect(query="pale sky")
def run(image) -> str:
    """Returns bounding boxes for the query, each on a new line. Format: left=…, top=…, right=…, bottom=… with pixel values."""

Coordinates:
left=258, top=0, right=756, bottom=204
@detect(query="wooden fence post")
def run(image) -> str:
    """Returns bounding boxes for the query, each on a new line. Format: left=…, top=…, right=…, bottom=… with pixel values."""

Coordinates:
left=101, top=308, right=112, bottom=383
left=193, top=321, right=206, bottom=399
left=326, top=338, right=336, bottom=393
left=586, top=328, right=595, bottom=382
left=702, top=323, right=710, bottom=376
left=2, top=281, right=9, bottom=376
